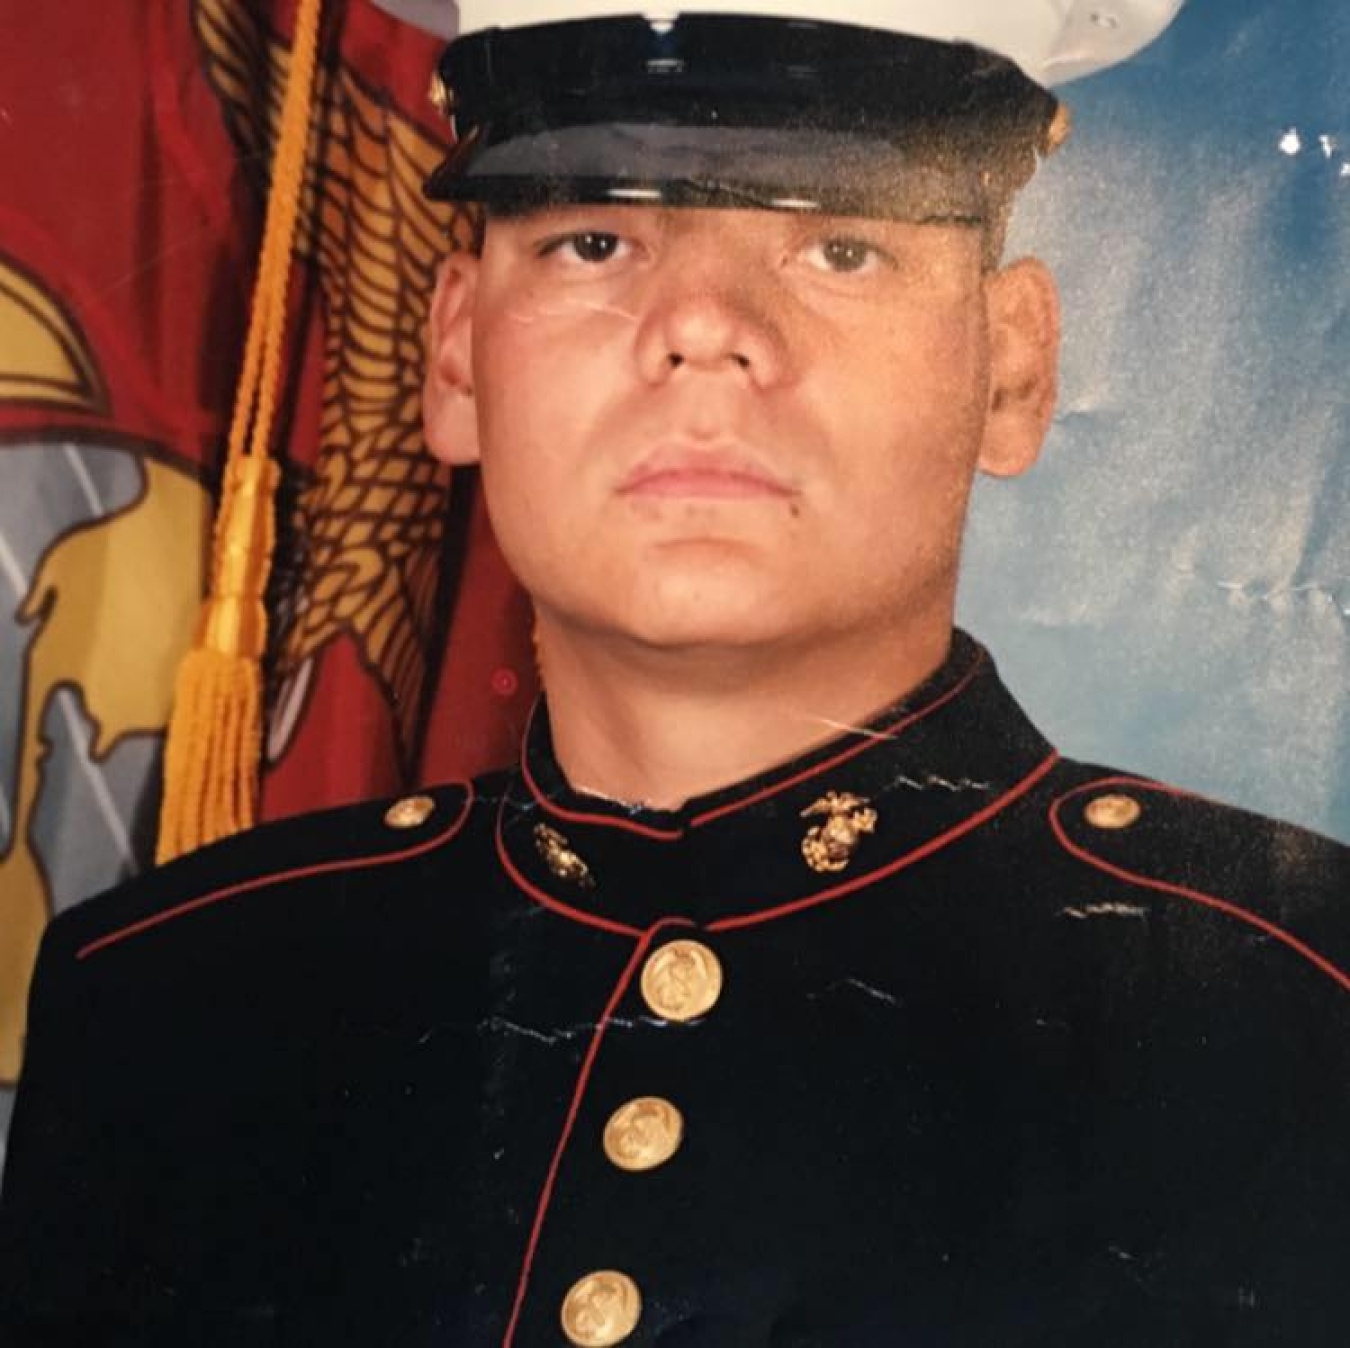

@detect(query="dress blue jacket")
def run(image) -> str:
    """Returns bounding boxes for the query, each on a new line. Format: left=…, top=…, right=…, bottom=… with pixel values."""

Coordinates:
left=3, top=632, right=1349, bottom=1345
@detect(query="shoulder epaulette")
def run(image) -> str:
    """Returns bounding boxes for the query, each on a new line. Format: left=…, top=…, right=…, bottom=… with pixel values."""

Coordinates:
left=1050, top=773, right=1350, bottom=994
left=50, top=782, right=475, bottom=965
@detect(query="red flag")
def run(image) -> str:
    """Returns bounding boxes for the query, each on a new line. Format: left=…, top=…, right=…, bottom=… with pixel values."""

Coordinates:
left=0, top=0, right=534, bottom=1092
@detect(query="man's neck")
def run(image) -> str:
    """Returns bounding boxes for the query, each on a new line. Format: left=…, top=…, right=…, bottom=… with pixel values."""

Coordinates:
left=535, top=616, right=955, bottom=810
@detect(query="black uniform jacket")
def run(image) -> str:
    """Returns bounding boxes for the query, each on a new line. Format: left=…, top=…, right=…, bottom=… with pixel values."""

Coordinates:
left=3, top=633, right=1349, bottom=1346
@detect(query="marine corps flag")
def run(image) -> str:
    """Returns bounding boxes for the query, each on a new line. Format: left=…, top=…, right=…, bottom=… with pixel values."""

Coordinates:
left=0, top=0, right=535, bottom=1132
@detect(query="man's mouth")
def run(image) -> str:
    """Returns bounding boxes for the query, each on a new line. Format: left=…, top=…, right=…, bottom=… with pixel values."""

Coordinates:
left=617, top=445, right=797, bottom=500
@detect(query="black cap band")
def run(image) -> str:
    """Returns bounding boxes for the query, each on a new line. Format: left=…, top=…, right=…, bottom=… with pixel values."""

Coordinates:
left=424, top=15, right=1058, bottom=221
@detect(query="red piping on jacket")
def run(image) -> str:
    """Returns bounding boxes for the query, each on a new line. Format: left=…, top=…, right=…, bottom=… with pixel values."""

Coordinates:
left=521, top=646, right=988, bottom=837
left=502, top=749, right=1060, bottom=935
left=494, top=808, right=644, bottom=937
left=76, top=784, right=475, bottom=960
left=708, top=749, right=1060, bottom=933
left=1049, top=777, right=1350, bottom=996
left=690, top=650, right=986, bottom=829
left=501, top=917, right=693, bottom=1347
left=519, top=701, right=682, bottom=840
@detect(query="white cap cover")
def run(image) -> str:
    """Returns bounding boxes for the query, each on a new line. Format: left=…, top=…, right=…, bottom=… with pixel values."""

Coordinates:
left=456, top=0, right=1185, bottom=87
left=369, top=0, right=458, bottom=37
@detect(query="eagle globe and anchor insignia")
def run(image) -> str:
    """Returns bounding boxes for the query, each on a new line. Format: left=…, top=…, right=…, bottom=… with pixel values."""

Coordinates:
left=534, top=823, right=597, bottom=889
left=800, top=792, right=878, bottom=874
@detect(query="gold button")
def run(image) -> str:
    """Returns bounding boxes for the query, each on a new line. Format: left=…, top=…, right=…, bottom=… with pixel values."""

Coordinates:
left=1084, top=793, right=1143, bottom=830
left=383, top=794, right=435, bottom=830
left=603, top=1096, right=684, bottom=1173
left=560, top=1270, right=641, bottom=1347
left=640, top=940, right=723, bottom=1022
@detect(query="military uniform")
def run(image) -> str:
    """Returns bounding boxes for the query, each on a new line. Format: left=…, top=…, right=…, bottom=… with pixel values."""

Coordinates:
left=9, top=3, right=1346, bottom=1343
left=3, top=632, right=1349, bottom=1345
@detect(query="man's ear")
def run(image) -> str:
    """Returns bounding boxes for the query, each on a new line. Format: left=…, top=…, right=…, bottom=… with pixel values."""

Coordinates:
left=977, top=258, right=1060, bottom=479
left=423, top=250, right=481, bottom=466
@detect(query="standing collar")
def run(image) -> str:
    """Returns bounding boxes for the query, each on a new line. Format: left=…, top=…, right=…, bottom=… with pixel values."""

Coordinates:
left=494, top=631, right=1059, bottom=935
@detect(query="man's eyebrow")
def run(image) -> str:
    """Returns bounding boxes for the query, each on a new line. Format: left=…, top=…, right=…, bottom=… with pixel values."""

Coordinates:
left=486, top=202, right=645, bottom=229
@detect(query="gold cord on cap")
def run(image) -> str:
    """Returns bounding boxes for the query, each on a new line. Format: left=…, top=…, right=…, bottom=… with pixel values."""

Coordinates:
left=156, top=0, right=325, bottom=862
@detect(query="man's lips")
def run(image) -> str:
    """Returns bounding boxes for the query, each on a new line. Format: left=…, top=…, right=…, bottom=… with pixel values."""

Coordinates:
left=617, top=448, right=797, bottom=500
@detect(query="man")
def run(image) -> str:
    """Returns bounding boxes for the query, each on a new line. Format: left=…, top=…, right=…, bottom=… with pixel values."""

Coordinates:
left=3, top=2, right=1349, bottom=1345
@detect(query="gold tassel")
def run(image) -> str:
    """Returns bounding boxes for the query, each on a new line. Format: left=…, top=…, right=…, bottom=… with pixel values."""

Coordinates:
left=156, top=456, right=279, bottom=862
left=157, top=0, right=323, bottom=862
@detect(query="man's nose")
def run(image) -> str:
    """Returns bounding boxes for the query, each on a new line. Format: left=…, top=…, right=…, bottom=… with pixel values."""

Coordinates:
left=633, top=250, right=792, bottom=387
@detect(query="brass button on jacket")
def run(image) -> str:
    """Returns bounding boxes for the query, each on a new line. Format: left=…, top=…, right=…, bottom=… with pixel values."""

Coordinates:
left=640, top=939, right=723, bottom=1022
left=382, top=794, right=435, bottom=830
left=1084, top=793, right=1143, bottom=830
left=10, top=635, right=1350, bottom=1343
left=603, top=1096, right=684, bottom=1173
left=560, top=1270, right=642, bottom=1346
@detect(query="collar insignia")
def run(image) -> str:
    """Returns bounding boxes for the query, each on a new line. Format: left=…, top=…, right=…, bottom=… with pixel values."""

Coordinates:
left=800, top=791, right=878, bottom=874
left=534, top=823, right=596, bottom=889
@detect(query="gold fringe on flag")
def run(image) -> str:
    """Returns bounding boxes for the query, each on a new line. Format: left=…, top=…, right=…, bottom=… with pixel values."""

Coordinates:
left=157, top=0, right=324, bottom=863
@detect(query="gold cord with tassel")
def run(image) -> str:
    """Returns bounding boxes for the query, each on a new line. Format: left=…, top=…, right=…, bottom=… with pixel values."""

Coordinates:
left=157, top=0, right=324, bottom=862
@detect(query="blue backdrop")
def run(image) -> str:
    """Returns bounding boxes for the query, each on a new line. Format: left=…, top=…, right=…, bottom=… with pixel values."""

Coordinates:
left=959, top=0, right=1349, bottom=841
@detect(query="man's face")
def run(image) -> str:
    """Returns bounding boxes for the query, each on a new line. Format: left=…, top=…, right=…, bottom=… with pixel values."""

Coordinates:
left=427, top=205, right=1056, bottom=663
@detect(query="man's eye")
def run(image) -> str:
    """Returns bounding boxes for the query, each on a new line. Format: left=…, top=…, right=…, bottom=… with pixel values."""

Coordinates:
left=539, top=231, right=628, bottom=265
left=802, top=237, right=894, bottom=275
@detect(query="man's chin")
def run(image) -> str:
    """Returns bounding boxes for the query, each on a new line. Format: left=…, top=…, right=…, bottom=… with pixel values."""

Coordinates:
left=529, top=544, right=836, bottom=660
left=607, top=599, right=817, bottom=666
